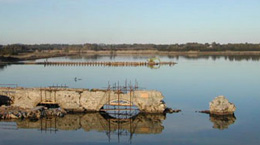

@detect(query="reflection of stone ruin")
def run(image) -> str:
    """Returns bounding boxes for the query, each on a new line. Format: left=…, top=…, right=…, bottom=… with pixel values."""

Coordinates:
left=209, top=114, right=236, bottom=130
left=12, top=113, right=165, bottom=135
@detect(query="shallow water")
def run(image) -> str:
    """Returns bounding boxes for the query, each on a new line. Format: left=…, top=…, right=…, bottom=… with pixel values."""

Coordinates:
left=0, top=55, right=260, bottom=145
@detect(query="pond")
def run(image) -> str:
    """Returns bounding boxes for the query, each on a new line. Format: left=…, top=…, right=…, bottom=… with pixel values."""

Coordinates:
left=0, top=54, right=260, bottom=145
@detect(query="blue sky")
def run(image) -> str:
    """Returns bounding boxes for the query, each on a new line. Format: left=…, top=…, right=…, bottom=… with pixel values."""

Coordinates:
left=0, top=0, right=260, bottom=44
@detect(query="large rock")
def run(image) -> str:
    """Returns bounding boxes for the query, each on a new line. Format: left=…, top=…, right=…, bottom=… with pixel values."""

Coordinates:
left=209, top=96, right=236, bottom=115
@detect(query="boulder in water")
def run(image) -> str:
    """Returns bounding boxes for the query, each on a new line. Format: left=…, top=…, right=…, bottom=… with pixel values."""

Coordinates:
left=209, top=96, right=236, bottom=115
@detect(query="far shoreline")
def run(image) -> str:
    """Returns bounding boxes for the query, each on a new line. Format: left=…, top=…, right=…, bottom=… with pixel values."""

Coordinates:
left=1, top=50, right=260, bottom=62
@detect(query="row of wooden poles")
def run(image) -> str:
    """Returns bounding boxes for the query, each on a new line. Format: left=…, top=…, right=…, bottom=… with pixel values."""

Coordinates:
left=32, top=61, right=177, bottom=67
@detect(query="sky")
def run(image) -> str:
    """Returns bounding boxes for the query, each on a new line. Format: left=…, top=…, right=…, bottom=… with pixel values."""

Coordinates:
left=0, top=0, right=260, bottom=44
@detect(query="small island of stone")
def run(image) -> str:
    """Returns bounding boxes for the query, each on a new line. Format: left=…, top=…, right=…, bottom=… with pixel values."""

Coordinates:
left=200, top=95, right=236, bottom=115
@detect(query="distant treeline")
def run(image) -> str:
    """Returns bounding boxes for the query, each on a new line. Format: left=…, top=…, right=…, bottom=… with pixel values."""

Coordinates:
left=1, top=43, right=260, bottom=55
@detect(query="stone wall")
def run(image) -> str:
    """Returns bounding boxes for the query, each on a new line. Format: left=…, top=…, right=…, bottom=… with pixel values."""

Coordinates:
left=0, top=87, right=166, bottom=113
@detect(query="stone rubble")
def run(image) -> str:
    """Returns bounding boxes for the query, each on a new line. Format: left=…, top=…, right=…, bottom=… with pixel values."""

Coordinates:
left=164, top=108, right=181, bottom=114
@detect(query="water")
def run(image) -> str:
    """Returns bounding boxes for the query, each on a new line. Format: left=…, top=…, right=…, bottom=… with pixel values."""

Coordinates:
left=0, top=55, right=260, bottom=145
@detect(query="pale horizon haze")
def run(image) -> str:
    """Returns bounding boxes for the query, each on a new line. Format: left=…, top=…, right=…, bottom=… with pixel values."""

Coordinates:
left=0, top=0, right=260, bottom=45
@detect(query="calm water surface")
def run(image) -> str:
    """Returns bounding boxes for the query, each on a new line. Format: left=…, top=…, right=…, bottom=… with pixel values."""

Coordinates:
left=0, top=55, right=260, bottom=145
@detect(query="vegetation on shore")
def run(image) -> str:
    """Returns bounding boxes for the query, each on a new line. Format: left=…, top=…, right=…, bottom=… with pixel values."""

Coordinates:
left=1, top=43, right=260, bottom=56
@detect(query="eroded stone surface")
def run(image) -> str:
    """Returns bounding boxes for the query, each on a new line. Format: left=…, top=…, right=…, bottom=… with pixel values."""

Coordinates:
left=209, top=96, right=236, bottom=115
left=0, top=87, right=166, bottom=113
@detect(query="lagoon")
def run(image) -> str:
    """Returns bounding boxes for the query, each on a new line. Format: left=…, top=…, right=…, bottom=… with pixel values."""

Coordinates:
left=0, top=55, right=260, bottom=145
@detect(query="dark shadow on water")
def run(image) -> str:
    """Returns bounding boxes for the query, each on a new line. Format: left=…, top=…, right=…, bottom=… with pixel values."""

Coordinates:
left=0, top=64, right=8, bottom=71
left=209, top=114, right=236, bottom=130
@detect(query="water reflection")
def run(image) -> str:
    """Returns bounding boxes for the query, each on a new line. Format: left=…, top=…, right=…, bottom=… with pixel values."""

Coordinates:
left=62, top=53, right=260, bottom=62
left=1, top=54, right=260, bottom=71
left=72, top=54, right=103, bottom=61
left=209, top=114, right=236, bottom=130
left=68, top=54, right=117, bottom=61
left=1, top=112, right=165, bottom=142
left=167, top=54, right=260, bottom=61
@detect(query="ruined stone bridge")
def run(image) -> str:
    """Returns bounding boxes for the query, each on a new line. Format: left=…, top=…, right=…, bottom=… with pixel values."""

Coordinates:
left=0, top=87, right=166, bottom=113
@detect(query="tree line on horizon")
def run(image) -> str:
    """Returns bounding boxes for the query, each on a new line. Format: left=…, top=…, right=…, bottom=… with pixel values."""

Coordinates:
left=1, top=42, right=260, bottom=56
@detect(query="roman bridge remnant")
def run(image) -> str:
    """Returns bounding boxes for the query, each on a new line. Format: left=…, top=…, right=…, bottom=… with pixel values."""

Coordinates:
left=0, top=87, right=167, bottom=113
